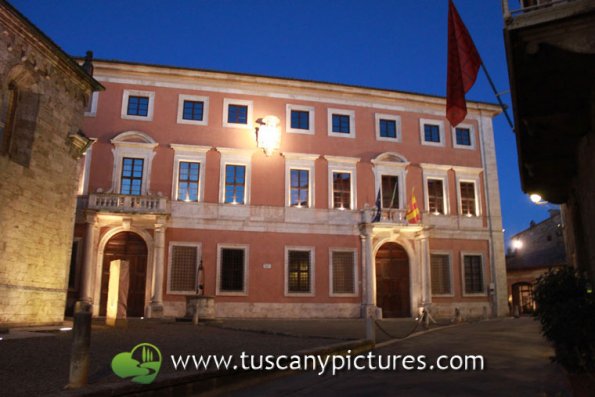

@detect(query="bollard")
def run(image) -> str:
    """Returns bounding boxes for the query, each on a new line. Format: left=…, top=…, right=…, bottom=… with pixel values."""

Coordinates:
left=192, top=301, right=200, bottom=325
left=68, top=301, right=92, bottom=389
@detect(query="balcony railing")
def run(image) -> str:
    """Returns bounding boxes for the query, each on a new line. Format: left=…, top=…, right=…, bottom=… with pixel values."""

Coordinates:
left=503, top=0, right=578, bottom=19
left=87, top=193, right=169, bottom=214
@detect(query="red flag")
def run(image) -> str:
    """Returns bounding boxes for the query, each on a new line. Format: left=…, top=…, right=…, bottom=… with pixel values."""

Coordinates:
left=446, top=0, right=481, bottom=127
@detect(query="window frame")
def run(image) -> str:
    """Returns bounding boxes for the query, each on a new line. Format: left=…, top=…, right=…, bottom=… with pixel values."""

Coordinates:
left=285, top=246, right=315, bottom=296
left=121, top=89, right=155, bottom=121
left=216, top=243, right=249, bottom=296
left=329, top=248, right=358, bottom=297
left=327, top=156, right=358, bottom=210
left=419, top=118, right=445, bottom=147
left=454, top=167, right=482, bottom=218
left=420, top=163, right=451, bottom=216
left=84, top=91, right=99, bottom=117
left=177, top=94, right=209, bottom=126
left=461, top=252, right=486, bottom=296
left=167, top=242, right=202, bottom=295
left=286, top=104, right=315, bottom=135
left=327, top=108, right=356, bottom=138
left=110, top=134, right=157, bottom=196
left=375, top=113, right=401, bottom=142
left=119, top=157, right=144, bottom=196
left=284, top=153, right=318, bottom=208
left=171, top=144, right=209, bottom=203
left=430, top=251, right=454, bottom=297
left=372, top=158, right=408, bottom=212
left=223, top=98, right=253, bottom=129
left=218, top=148, right=252, bottom=205
left=452, top=123, right=476, bottom=150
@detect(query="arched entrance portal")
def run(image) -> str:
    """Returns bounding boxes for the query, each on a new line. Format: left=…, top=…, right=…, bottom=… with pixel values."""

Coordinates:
left=375, top=242, right=411, bottom=318
left=99, top=232, right=148, bottom=317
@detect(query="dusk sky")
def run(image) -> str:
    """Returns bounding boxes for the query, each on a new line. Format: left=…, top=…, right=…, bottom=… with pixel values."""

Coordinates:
left=10, top=0, right=554, bottom=243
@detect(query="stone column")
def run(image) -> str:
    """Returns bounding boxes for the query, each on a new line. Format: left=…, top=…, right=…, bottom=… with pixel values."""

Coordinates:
left=148, top=217, right=166, bottom=318
left=419, top=233, right=432, bottom=308
left=359, top=209, right=376, bottom=342
left=80, top=213, right=98, bottom=304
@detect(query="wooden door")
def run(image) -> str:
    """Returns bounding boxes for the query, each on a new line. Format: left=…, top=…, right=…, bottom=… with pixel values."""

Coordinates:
left=375, top=242, right=411, bottom=318
left=99, top=232, right=148, bottom=317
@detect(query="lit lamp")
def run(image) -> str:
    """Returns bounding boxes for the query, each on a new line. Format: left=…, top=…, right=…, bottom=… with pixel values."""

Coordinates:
left=255, top=115, right=281, bottom=156
left=529, top=193, right=548, bottom=205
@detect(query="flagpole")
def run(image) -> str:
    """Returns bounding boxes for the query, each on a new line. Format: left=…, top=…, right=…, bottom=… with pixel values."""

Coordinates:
left=479, top=60, right=515, bottom=131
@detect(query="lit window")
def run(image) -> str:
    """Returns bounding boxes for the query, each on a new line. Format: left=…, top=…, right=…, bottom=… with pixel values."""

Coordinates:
left=460, top=181, right=477, bottom=216
left=287, top=250, right=311, bottom=293
left=120, top=157, right=144, bottom=195
left=225, top=164, right=246, bottom=204
left=463, top=255, right=483, bottom=294
left=127, top=96, right=149, bottom=117
left=331, top=251, right=355, bottom=294
left=428, top=179, right=445, bottom=214
left=431, top=254, right=451, bottom=295
left=177, top=161, right=200, bottom=202
left=381, top=175, right=399, bottom=209
left=333, top=172, right=351, bottom=209
left=290, top=169, right=309, bottom=207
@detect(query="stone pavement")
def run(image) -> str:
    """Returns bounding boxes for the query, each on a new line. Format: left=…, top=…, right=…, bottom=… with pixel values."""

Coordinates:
left=0, top=317, right=420, bottom=396
left=0, top=317, right=570, bottom=397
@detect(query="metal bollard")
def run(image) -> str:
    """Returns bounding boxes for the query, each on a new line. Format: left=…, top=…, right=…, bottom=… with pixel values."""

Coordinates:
left=68, top=301, right=92, bottom=389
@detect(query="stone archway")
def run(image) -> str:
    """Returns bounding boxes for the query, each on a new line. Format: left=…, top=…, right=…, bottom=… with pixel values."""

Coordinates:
left=99, top=231, right=148, bottom=317
left=375, top=242, right=411, bottom=317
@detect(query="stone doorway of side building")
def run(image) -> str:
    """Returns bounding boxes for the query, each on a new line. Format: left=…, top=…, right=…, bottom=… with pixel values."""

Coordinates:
left=375, top=242, right=411, bottom=318
left=512, top=282, right=535, bottom=315
left=99, top=231, right=148, bottom=318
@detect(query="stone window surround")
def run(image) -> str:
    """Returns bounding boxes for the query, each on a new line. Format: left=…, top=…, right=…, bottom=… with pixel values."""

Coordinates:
left=120, top=89, right=155, bottom=121
left=286, top=104, right=315, bottom=135
left=222, top=98, right=253, bottom=129
left=375, top=113, right=402, bottom=142
left=452, top=123, right=476, bottom=150
left=284, top=152, right=318, bottom=208
left=419, top=118, right=445, bottom=147
left=460, top=251, right=487, bottom=297
left=218, top=147, right=252, bottom=205
left=327, top=108, right=356, bottom=138
left=429, top=250, right=454, bottom=297
left=216, top=243, right=249, bottom=296
left=329, top=248, right=358, bottom=297
left=110, top=132, right=158, bottom=195
left=454, top=166, right=482, bottom=217
left=326, top=155, right=359, bottom=210
left=284, top=246, right=315, bottom=297
left=420, top=163, right=451, bottom=215
left=177, top=94, right=209, bottom=126
left=373, top=163, right=407, bottom=211
left=84, top=91, right=99, bottom=117
left=170, top=144, right=210, bottom=203
left=167, top=241, right=202, bottom=295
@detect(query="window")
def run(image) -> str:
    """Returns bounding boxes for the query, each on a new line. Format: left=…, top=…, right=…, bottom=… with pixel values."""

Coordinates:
left=177, top=161, right=200, bottom=202
left=223, top=98, right=253, bottom=128
left=120, top=157, right=144, bottom=195
left=121, top=90, right=155, bottom=121
left=290, top=169, right=309, bottom=207
left=463, top=254, right=484, bottom=294
left=286, top=249, right=313, bottom=294
left=381, top=175, right=399, bottom=209
left=286, top=104, right=315, bottom=134
left=452, top=124, right=475, bottom=149
left=460, top=181, right=477, bottom=216
left=431, top=254, right=451, bottom=295
left=84, top=91, right=99, bottom=117
left=331, top=250, right=356, bottom=295
left=218, top=246, right=247, bottom=294
left=224, top=164, right=246, bottom=204
left=327, top=108, right=355, bottom=138
left=183, top=101, right=204, bottom=121
left=419, top=119, right=445, bottom=146
left=291, top=110, right=309, bottom=130
left=427, top=179, right=445, bottom=214
left=177, top=95, right=209, bottom=125
left=0, top=82, right=17, bottom=155
left=375, top=113, right=401, bottom=141
left=169, top=244, right=199, bottom=294
left=332, top=172, right=351, bottom=209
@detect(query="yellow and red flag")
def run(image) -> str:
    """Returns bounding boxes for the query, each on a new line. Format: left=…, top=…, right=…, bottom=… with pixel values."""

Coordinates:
left=406, top=189, right=421, bottom=224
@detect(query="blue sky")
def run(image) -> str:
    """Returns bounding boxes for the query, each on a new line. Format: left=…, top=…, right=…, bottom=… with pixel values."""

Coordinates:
left=10, top=0, right=552, bottom=243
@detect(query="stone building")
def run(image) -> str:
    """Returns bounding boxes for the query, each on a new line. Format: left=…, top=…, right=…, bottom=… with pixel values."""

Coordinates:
left=71, top=58, right=508, bottom=321
left=502, top=0, right=595, bottom=285
left=506, top=209, right=566, bottom=314
left=0, top=1, right=102, bottom=326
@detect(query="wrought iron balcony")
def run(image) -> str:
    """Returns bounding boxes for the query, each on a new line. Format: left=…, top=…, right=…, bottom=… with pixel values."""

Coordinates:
left=87, top=193, right=169, bottom=214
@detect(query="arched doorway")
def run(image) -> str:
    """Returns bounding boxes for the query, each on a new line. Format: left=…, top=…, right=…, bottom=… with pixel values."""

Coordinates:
left=512, top=282, right=534, bottom=314
left=99, top=232, right=148, bottom=317
left=375, top=242, right=411, bottom=317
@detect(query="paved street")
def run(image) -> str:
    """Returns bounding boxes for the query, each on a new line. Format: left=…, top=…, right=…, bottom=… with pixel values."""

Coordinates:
left=219, top=318, right=571, bottom=397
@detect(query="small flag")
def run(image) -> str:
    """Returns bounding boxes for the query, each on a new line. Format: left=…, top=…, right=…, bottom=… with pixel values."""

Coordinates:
left=406, top=189, right=421, bottom=224
left=446, top=0, right=481, bottom=127
left=372, top=190, right=381, bottom=222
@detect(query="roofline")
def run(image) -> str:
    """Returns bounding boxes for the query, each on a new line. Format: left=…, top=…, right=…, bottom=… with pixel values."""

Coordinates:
left=1, top=0, right=103, bottom=91
left=86, top=57, right=501, bottom=114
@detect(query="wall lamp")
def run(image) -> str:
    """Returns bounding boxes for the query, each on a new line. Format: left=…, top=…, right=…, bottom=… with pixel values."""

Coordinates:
left=255, top=115, right=281, bottom=156
left=529, top=193, right=548, bottom=205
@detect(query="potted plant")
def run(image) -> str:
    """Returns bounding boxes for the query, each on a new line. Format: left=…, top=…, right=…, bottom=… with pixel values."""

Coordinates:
left=533, top=266, right=595, bottom=396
